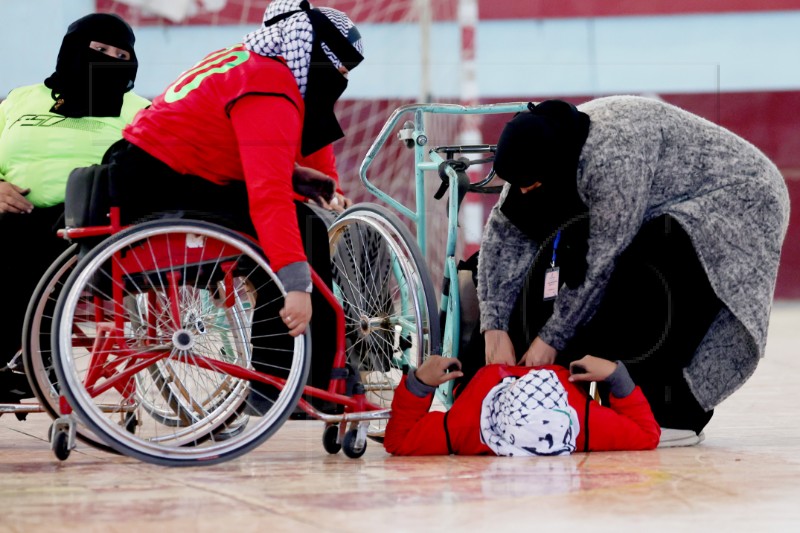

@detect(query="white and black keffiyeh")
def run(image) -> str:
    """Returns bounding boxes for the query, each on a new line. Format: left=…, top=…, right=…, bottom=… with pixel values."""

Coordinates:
left=480, top=370, right=579, bottom=457
left=243, top=0, right=364, bottom=96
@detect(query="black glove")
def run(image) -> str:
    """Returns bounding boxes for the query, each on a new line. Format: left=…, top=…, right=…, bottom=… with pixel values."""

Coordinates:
left=292, top=169, right=336, bottom=204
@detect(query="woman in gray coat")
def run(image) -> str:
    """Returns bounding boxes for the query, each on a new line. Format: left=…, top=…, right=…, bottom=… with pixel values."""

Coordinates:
left=473, top=96, right=790, bottom=439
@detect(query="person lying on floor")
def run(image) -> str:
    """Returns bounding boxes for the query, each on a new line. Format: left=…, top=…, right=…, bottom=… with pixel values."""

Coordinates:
left=384, top=355, right=660, bottom=456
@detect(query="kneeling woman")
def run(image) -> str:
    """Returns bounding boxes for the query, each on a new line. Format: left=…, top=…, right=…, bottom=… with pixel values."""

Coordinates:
left=469, top=97, right=789, bottom=441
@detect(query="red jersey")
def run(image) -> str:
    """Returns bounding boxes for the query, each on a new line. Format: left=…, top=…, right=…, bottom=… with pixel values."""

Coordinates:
left=384, top=364, right=661, bottom=456
left=124, top=44, right=338, bottom=272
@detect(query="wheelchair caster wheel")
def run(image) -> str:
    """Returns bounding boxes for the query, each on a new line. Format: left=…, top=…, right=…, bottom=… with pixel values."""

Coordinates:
left=52, top=430, right=71, bottom=461
left=49, top=416, right=77, bottom=461
left=342, top=428, right=366, bottom=459
left=322, top=424, right=341, bottom=455
left=15, top=412, right=28, bottom=422
left=50, top=423, right=72, bottom=461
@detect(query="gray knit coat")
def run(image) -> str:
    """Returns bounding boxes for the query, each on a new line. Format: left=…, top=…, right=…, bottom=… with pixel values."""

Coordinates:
left=478, top=95, right=790, bottom=410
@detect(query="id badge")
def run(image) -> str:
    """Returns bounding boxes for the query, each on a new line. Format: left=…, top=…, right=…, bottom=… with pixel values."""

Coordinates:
left=543, top=267, right=560, bottom=301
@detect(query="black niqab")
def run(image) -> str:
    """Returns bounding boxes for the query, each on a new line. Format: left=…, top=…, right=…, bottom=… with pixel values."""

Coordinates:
left=495, top=100, right=592, bottom=288
left=300, top=7, right=363, bottom=155
left=44, top=13, right=138, bottom=118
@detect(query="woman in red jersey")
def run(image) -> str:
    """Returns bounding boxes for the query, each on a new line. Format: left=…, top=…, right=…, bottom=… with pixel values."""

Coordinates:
left=103, top=0, right=364, bottom=411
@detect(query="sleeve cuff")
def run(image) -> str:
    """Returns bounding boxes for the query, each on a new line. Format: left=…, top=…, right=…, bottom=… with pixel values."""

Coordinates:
left=276, top=261, right=312, bottom=293
left=537, top=319, right=573, bottom=352
left=478, top=303, right=514, bottom=333
left=406, top=370, right=437, bottom=398
left=604, top=361, right=636, bottom=399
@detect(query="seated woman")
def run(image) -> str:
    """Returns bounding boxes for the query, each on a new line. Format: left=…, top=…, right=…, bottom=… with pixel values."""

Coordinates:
left=385, top=355, right=660, bottom=456
left=0, top=13, right=148, bottom=403
left=102, top=0, right=364, bottom=411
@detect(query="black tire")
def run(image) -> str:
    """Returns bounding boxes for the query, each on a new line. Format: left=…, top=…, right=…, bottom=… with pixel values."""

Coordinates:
left=22, top=244, right=79, bottom=416
left=52, top=429, right=71, bottom=461
left=322, top=424, right=341, bottom=454
left=124, top=412, right=138, bottom=434
left=341, top=428, right=366, bottom=459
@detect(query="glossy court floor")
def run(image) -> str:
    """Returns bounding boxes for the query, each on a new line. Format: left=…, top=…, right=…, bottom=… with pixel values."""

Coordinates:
left=2, top=303, right=799, bottom=533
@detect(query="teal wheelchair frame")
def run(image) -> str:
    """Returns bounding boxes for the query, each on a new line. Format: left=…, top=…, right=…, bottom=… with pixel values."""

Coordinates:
left=356, top=102, right=529, bottom=405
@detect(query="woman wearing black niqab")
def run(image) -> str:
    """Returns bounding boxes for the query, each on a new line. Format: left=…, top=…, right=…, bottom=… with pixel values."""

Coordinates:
left=0, top=13, right=148, bottom=404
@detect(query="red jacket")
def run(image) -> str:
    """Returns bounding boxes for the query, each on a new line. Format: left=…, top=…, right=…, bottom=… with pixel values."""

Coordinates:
left=124, top=44, right=338, bottom=273
left=384, top=364, right=660, bottom=456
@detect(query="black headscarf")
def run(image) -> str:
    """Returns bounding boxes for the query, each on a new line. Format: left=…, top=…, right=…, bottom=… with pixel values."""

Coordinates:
left=495, top=100, right=592, bottom=288
left=246, top=1, right=364, bottom=156
left=44, top=13, right=138, bottom=118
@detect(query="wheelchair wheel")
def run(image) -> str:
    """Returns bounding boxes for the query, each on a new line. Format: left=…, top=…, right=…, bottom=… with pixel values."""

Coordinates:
left=52, top=220, right=309, bottom=466
left=21, top=243, right=116, bottom=454
left=328, top=204, right=440, bottom=436
left=125, top=290, right=248, bottom=434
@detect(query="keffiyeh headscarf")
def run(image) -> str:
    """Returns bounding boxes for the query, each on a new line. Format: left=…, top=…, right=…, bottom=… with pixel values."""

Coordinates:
left=480, top=370, right=579, bottom=457
left=243, top=0, right=364, bottom=97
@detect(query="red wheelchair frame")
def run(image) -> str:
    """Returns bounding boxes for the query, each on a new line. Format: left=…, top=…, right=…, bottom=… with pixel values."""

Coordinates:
left=50, top=205, right=390, bottom=463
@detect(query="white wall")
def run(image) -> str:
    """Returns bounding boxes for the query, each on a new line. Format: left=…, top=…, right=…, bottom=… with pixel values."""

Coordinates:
left=0, top=0, right=97, bottom=93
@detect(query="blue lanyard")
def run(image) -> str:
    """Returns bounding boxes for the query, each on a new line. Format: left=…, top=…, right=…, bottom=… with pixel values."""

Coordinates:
left=550, top=230, right=561, bottom=268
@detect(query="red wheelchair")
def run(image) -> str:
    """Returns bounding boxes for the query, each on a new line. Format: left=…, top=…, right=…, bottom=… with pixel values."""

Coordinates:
left=34, top=169, right=439, bottom=466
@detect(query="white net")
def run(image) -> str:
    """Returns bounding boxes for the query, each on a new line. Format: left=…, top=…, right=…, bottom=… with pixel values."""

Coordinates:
left=99, top=0, right=464, bottom=285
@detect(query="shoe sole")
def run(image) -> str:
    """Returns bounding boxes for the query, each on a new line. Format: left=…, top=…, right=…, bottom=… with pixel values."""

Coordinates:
left=657, top=431, right=706, bottom=448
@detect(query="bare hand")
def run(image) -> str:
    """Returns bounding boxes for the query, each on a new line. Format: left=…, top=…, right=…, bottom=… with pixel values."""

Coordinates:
left=520, top=336, right=557, bottom=367
left=279, top=291, right=312, bottom=337
left=316, top=192, right=352, bottom=213
left=568, top=355, right=618, bottom=383
left=0, top=181, right=33, bottom=214
left=484, top=329, right=516, bottom=366
left=414, top=355, right=463, bottom=387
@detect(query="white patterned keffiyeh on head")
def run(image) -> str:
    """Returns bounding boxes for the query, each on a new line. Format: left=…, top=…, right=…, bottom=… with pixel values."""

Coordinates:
left=243, top=0, right=364, bottom=96
left=480, top=370, right=580, bottom=457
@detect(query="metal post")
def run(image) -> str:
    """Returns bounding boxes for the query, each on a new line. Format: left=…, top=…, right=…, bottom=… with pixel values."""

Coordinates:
left=458, top=0, right=483, bottom=259
left=418, top=0, right=432, bottom=103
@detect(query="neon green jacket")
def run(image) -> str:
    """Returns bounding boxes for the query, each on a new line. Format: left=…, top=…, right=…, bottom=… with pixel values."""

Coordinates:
left=0, top=83, right=149, bottom=207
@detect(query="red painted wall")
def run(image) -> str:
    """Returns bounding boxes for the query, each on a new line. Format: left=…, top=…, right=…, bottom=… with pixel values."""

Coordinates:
left=779, top=180, right=800, bottom=298
left=481, top=0, right=800, bottom=20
